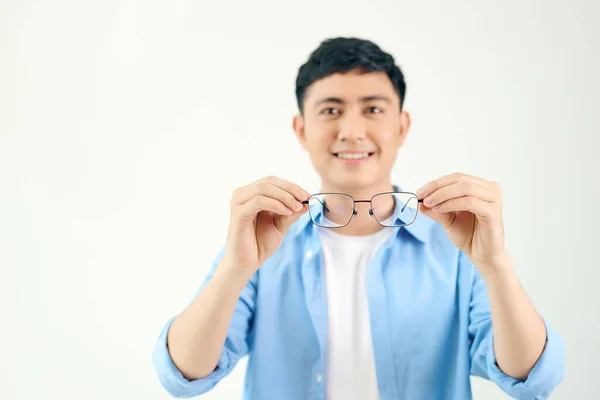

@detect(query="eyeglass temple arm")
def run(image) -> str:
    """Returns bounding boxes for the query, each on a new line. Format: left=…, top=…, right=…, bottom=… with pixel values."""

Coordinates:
left=401, top=198, right=424, bottom=213
left=301, top=199, right=330, bottom=213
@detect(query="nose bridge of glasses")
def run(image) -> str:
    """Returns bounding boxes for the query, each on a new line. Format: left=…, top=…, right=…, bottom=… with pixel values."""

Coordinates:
left=352, top=199, right=373, bottom=218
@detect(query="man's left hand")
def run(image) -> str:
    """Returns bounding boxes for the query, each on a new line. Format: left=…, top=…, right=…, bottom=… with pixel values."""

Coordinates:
left=417, top=173, right=507, bottom=271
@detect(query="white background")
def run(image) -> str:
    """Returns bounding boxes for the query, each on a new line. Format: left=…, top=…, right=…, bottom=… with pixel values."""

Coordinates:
left=1, top=0, right=599, bottom=398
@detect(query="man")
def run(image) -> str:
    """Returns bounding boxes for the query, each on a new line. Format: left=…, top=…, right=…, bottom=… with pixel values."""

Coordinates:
left=152, top=37, right=565, bottom=399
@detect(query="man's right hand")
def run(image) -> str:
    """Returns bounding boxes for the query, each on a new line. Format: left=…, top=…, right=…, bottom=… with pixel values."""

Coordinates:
left=222, top=176, right=310, bottom=273
left=166, top=175, right=309, bottom=381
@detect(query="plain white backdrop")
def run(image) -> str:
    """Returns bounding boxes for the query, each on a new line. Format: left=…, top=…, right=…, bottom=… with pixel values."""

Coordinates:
left=1, top=0, right=599, bottom=398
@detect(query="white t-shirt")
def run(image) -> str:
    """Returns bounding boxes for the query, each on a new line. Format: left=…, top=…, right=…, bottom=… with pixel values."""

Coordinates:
left=318, top=226, right=396, bottom=400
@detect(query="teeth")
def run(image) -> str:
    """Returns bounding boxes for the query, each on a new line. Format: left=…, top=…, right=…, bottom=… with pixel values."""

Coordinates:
left=337, top=152, right=370, bottom=160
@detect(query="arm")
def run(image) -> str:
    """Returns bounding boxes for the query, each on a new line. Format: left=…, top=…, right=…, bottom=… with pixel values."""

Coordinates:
left=153, top=176, right=309, bottom=397
left=417, top=173, right=565, bottom=397
left=167, top=257, right=256, bottom=380
left=152, top=249, right=257, bottom=398
left=477, top=253, right=546, bottom=380
left=466, top=251, right=565, bottom=399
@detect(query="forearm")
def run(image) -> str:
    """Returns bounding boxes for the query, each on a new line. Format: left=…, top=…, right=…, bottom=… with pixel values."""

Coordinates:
left=479, top=253, right=547, bottom=381
left=167, top=259, right=254, bottom=380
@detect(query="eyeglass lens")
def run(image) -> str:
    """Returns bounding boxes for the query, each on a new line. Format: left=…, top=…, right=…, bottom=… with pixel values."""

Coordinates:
left=307, top=192, right=419, bottom=228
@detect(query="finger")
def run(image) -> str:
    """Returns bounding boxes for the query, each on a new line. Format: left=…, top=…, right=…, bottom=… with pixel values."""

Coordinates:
left=233, top=181, right=304, bottom=212
left=237, top=195, right=294, bottom=219
left=432, top=196, right=494, bottom=220
left=276, top=203, right=309, bottom=233
left=245, top=183, right=306, bottom=212
left=235, top=176, right=310, bottom=205
left=417, top=173, right=499, bottom=198
left=263, top=176, right=311, bottom=203
left=418, top=202, right=455, bottom=229
left=423, top=181, right=497, bottom=208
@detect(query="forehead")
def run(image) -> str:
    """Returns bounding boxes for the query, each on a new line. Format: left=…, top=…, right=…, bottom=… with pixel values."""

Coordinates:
left=304, top=70, right=399, bottom=105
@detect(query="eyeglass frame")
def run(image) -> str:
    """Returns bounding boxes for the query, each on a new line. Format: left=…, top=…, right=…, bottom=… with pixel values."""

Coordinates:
left=301, top=191, right=424, bottom=228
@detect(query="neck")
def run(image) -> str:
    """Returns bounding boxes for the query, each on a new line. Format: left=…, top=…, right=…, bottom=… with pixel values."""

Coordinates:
left=318, top=178, right=396, bottom=236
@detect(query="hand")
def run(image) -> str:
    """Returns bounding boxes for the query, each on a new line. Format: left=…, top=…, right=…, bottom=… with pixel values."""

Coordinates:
left=223, top=176, right=310, bottom=273
left=417, top=173, right=507, bottom=269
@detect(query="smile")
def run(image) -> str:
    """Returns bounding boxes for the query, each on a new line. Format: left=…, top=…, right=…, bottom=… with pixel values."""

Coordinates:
left=333, top=152, right=375, bottom=164
left=334, top=152, right=374, bottom=160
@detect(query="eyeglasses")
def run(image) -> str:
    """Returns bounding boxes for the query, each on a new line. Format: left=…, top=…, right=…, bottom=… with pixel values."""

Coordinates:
left=301, top=191, right=424, bottom=228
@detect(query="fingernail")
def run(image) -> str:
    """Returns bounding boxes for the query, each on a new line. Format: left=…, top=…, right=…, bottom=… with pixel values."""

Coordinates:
left=294, top=201, right=303, bottom=210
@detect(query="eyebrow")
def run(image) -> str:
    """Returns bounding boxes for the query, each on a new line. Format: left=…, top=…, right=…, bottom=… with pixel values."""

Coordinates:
left=314, top=95, right=392, bottom=108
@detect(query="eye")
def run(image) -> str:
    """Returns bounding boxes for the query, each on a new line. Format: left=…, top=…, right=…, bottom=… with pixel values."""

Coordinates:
left=321, top=107, right=340, bottom=115
left=367, top=106, right=382, bottom=114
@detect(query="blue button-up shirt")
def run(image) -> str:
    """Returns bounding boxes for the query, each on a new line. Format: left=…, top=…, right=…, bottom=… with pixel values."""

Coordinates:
left=152, top=198, right=565, bottom=399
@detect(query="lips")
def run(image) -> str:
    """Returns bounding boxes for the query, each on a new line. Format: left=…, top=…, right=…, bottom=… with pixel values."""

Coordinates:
left=335, top=152, right=371, bottom=160
left=332, top=151, right=375, bottom=160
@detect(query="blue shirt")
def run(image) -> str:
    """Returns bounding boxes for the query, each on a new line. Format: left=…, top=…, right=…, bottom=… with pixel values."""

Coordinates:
left=152, top=194, right=565, bottom=399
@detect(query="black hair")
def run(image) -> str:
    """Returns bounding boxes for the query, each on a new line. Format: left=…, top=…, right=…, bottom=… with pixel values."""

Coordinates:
left=295, top=37, right=406, bottom=114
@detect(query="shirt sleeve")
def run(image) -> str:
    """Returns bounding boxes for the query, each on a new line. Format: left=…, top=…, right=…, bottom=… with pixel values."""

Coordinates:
left=152, top=247, right=257, bottom=398
left=464, top=251, right=566, bottom=400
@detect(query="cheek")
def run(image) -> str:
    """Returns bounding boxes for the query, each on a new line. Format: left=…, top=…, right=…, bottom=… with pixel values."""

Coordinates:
left=373, top=130, right=399, bottom=150
left=306, top=127, right=336, bottom=150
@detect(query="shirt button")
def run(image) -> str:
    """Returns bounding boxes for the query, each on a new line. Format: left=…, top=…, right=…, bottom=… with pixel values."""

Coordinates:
left=316, top=375, right=322, bottom=382
left=305, top=250, right=313, bottom=259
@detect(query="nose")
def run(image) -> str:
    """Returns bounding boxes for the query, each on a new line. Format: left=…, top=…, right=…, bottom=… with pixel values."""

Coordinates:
left=337, top=110, right=367, bottom=142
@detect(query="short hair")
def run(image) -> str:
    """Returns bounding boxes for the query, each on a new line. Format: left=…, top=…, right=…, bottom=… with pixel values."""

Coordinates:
left=295, top=37, right=406, bottom=114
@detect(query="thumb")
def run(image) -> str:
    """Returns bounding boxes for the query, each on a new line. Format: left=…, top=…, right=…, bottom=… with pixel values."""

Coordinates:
left=419, top=203, right=454, bottom=229
left=276, top=204, right=308, bottom=234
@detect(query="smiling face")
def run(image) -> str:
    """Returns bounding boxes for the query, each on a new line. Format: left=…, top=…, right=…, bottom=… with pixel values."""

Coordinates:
left=293, top=70, right=411, bottom=195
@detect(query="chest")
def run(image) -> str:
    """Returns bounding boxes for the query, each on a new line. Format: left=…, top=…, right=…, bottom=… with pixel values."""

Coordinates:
left=255, top=243, right=462, bottom=350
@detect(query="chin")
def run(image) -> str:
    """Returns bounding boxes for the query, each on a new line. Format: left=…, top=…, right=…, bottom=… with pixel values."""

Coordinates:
left=324, top=173, right=379, bottom=192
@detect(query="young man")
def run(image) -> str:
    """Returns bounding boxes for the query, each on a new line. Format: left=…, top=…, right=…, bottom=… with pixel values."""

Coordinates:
left=152, top=37, right=565, bottom=399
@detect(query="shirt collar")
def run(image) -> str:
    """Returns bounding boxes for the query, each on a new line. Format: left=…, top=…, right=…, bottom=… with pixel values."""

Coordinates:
left=293, top=184, right=432, bottom=243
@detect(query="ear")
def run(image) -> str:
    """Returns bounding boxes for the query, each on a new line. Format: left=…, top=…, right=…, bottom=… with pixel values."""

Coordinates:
left=293, top=114, right=308, bottom=150
left=397, top=110, right=411, bottom=147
